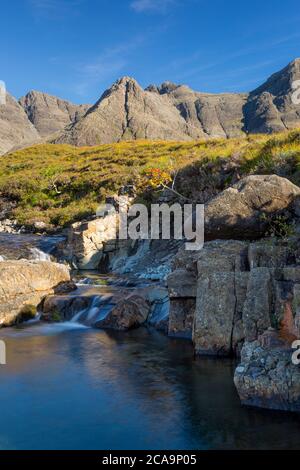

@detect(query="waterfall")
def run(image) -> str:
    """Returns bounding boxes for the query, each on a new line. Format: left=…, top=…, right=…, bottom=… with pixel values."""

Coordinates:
left=29, top=248, right=52, bottom=261
left=71, top=294, right=115, bottom=326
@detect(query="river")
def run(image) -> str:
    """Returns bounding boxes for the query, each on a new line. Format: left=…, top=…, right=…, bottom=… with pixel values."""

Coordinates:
left=0, top=233, right=300, bottom=450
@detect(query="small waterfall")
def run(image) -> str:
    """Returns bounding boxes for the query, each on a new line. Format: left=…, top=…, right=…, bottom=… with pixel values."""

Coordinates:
left=29, top=248, right=52, bottom=261
left=71, top=294, right=115, bottom=326
left=0, top=255, right=5, bottom=261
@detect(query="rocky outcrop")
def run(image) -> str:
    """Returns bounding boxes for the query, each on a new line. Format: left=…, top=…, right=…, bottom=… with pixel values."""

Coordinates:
left=19, top=91, right=90, bottom=138
left=65, top=215, right=118, bottom=270
left=168, top=235, right=300, bottom=411
left=0, top=93, right=40, bottom=155
left=42, top=283, right=168, bottom=331
left=234, top=333, right=300, bottom=412
left=205, top=175, right=300, bottom=240
left=0, top=260, right=71, bottom=326
left=169, top=238, right=300, bottom=355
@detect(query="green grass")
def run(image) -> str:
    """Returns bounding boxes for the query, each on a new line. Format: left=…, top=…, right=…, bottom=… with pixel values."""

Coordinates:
left=1, top=130, right=300, bottom=229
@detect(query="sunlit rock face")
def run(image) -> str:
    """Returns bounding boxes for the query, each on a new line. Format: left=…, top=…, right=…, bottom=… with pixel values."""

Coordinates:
left=0, top=93, right=40, bottom=155
left=0, top=260, right=71, bottom=326
left=19, top=91, right=90, bottom=138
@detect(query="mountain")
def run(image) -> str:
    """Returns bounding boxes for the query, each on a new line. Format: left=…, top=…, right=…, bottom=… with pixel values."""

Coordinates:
left=19, top=91, right=90, bottom=137
left=53, top=77, right=247, bottom=146
left=53, top=59, right=300, bottom=146
left=244, top=59, right=300, bottom=133
left=0, top=93, right=40, bottom=155
left=1, top=58, right=300, bottom=155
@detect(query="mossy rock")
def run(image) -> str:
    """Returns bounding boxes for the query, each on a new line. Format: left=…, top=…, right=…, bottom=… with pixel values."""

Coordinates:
left=17, top=304, right=37, bottom=323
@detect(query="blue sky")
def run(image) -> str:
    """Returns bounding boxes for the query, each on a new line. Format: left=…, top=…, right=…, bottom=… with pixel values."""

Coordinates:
left=1, top=0, right=300, bottom=104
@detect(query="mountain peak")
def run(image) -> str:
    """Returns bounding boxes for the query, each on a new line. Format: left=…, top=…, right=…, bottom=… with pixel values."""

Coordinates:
left=146, top=81, right=180, bottom=95
left=19, top=91, right=90, bottom=137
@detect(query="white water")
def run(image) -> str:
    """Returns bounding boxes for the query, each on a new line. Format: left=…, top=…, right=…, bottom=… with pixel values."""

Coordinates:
left=29, top=248, right=52, bottom=261
left=71, top=294, right=115, bottom=326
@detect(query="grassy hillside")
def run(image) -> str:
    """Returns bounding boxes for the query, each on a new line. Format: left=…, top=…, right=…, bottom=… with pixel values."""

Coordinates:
left=0, top=130, right=300, bottom=229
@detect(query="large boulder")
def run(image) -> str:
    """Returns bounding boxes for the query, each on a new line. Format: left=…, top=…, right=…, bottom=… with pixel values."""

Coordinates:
left=0, top=260, right=71, bottom=326
left=205, top=175, right=300, bottom=240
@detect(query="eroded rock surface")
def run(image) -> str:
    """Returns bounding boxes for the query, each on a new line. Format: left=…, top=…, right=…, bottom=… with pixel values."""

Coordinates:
left=205, top=175, right=300, bottom=240
left=234, top=333, right=300, bottom=412
left=0, top=260, right=71, bottom=326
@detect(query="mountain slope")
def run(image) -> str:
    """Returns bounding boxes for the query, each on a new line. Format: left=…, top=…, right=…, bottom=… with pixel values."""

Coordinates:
left=244, top=58, right=300, bottom=133
left=0, top=93, right=40, bottom=155
left=1, top=58, right=300, bottom=153
left=19, top=91, right=90, bottom=137
left=53, top=77, right=204, bottom=146
left=53, top=59, right=300, bottom=146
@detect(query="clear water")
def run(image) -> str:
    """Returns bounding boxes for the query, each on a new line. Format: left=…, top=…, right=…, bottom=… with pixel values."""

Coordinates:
left=0, top=323, right=299, bottom=450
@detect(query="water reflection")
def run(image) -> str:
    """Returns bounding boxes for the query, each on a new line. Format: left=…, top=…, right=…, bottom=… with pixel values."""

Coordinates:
left=0, top=325, right=299, bottom=450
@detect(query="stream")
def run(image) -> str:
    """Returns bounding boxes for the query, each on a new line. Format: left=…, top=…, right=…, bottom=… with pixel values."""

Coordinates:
left=0, top=233, right=300, bottom=450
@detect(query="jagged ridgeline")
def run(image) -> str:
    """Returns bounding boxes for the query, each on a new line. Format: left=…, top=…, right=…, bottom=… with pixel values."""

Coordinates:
left=0, top=129, right=300, bottom=229
left=0, top=59, right=300, bottom=155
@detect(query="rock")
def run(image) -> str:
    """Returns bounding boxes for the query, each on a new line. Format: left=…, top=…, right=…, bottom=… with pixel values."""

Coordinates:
left=66, top=215, right=118, bottom=270
left=205, top=175, right=300, bottom=240
left=42, top=294, right=89, bottom=322
left=0, top=260, right=71, bottom=326
left=95, top=294, right=150, bottom=330
left=168, top=238, right=300, bottom=356
left=0, top=219, right=19, bottom=233
left=242, top=268, right=272, bottom=342
left=234, top=336, right=300, bottom=412
left=169, top=298, right=196, bottom=339
left=142, top=286, right=170, bottom=333
left=33, top=221, right=47, bottom=231
left=0, top=92, right=40, bottom=155
left=19, top=91, right=90, bottom=138
left=193, top=241, right=249, bottom=355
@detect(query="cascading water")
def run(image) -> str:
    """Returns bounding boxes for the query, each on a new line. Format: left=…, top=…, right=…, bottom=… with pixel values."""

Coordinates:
left=71, top=294, right=116, bottom=326
left=29, top=248, right=52, bottom=261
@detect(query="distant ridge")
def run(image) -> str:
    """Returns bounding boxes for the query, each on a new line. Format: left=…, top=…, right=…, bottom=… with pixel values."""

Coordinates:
left=0, top=59, right=300, bottom=155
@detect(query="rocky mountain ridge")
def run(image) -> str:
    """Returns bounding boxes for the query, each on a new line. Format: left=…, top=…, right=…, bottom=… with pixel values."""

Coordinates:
left=0, top=58, right=300, bottom=154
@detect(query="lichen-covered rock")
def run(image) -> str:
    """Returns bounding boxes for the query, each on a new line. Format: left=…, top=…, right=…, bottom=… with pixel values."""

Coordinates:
left=168, top=237, right=300, bottom=360
left=193, top=241, right=249, bottom=355
left=0, top=260, right=71, bottom=326
left=205, top=175, right=300, bottom=240
left=234, top=333, right=300, bottom=412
